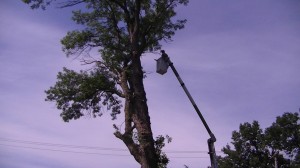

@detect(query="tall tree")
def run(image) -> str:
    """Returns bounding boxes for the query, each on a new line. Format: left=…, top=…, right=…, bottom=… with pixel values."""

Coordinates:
left=219, top=121, right=272, bottom=168
left=23, top=0, right=189, bottom=167
left=218, top=112, right=300, bottom=168
left=265, top=112, right=300, bottom=167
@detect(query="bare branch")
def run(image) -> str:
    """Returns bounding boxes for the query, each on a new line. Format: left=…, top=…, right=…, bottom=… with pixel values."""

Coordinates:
left=57, top=0, right=85, bottom=8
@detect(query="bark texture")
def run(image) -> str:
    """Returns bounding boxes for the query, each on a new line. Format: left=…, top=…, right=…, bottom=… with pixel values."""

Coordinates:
left=115, top=55, right=158, bottom=167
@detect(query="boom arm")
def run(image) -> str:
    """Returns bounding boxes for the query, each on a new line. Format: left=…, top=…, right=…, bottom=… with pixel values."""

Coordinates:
left=156, top=52, right=218, bottom=168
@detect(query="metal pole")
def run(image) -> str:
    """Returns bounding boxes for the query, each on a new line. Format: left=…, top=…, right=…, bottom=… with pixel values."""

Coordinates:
left=208, top=138, right=218, bottom=168
left=162, top=55, right=218, bottom=168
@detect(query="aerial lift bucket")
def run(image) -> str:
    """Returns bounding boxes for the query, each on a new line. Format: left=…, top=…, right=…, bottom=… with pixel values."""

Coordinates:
left=156, top=55, right=169, bottom=75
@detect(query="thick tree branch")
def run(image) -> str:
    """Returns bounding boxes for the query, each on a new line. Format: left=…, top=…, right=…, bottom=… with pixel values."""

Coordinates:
left=114, top=130, right=141, bottom=163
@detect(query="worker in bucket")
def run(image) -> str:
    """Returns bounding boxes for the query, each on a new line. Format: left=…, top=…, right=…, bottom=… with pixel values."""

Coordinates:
left=161, top=50, right=169, bottom=61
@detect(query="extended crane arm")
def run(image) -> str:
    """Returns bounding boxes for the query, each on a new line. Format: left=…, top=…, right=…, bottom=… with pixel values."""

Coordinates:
left=156, top=51, right=218, bottom=168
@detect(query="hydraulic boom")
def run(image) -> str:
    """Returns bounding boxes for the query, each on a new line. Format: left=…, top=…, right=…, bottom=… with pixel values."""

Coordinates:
left=156, top=51, right=218, bottom=168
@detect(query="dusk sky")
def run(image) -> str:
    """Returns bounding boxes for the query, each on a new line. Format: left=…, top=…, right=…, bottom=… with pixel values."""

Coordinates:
left=0, top=0, right=299, bottom=168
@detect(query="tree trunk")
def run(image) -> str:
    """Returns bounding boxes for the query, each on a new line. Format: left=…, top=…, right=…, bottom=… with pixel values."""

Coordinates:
left=130, top=56, right=158, bottom=168
left=116, top=1, right=158, bottom=165
left=115, top=54, right=158, bottom=167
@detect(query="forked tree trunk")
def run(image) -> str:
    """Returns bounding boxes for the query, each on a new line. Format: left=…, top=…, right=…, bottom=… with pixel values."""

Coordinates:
left=114, top=1, right=159, bottom=164
left=115, top=54, right=159, bottom=167
left=130, top=56, right=158, bottom=168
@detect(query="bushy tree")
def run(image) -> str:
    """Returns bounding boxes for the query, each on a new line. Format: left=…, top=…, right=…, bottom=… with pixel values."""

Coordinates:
left=23, top=0, right=189, bottom=167
left=218, top=112, right=299, bottom=168
left=265, top=112, right=300, bottom=167
left=218, top=121, right=272, bottom=167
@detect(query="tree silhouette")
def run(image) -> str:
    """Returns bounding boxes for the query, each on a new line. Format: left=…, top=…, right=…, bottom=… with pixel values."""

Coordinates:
left=218, top=112, right=300, bottom=168
left=23, top=0, right=188, bottom=167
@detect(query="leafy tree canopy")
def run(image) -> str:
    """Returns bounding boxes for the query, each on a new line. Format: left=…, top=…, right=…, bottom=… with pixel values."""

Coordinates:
left=23, top=0, right=188, bottom=121
left=23, top=0, right=189, bottom=167
left=45, top=67, right=123, bottom=121
left=218, top=112, right=300, bottom=168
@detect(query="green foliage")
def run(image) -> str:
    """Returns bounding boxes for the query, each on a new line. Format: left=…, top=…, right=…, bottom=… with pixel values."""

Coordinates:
left=22, top=0, right=51, bottom=9
left=45, top=67, right=122, bottom=122
left=31, top=0, right=189, bottom=125
left=61, top=30, right=94, bottom=57
left=219, top=121, right=271, bottom=167
left=218, top=112, right=300, bottom=168
left=154, top=135, right=172, bottom=168
left=24, top=1, right=189, bottom=167
left=24, top=0, right=188, bottom=59
left=25, top=0, right=189, bottom=122
left=265, top=112, right=300, bottom=157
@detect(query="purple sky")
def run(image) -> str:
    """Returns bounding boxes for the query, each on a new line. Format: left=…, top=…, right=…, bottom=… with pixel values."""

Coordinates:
left=1, top=0, right=300, bottom=167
